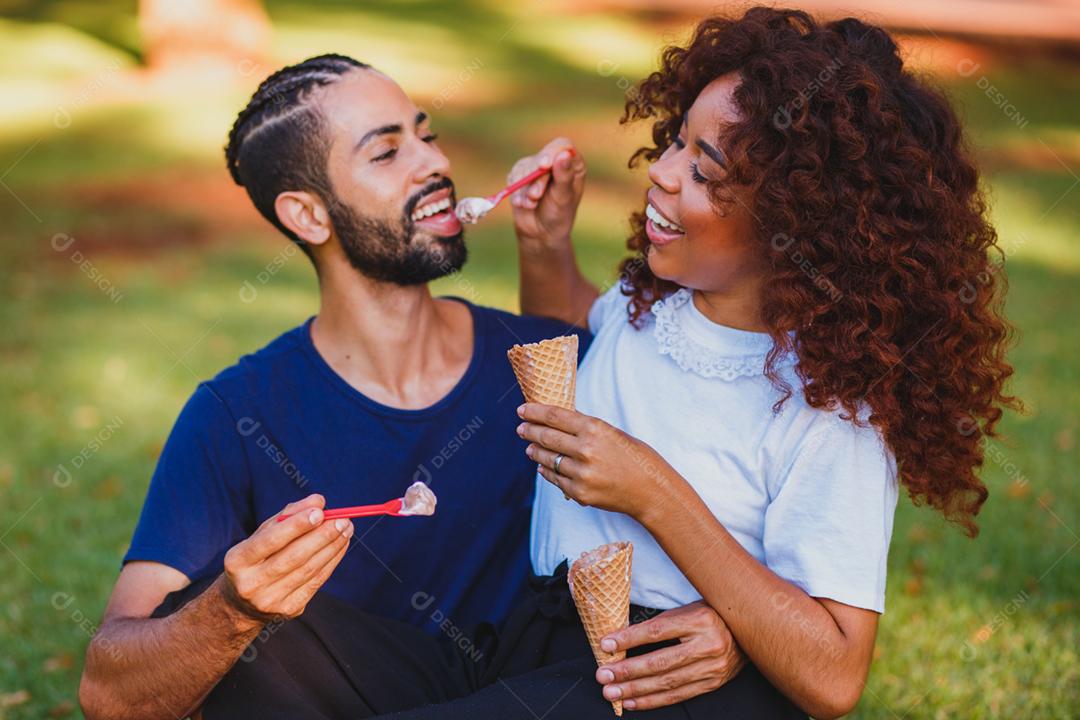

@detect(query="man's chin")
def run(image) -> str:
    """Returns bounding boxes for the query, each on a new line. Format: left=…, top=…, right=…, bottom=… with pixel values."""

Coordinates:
left=429, top=229, right=465, bottom=246
left=430, top=234, right=467, bottom=274
left=412, top=226, right=465, bottom=255
left=390, top=235, right=467, bottom=285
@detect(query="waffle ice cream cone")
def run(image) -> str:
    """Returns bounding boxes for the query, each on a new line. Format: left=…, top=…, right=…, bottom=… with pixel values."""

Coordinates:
left=568, top=541, right=634, bottom=716
left=507, top=335, right=578, bottom=410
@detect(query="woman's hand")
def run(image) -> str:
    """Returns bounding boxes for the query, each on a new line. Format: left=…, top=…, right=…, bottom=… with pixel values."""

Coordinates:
left=508, top=138, right=586, bottom=252
left=596, top=601, right=747, bottom=711
left=516, top=402, right=680, bottom=520
left=509, top=139, right=596, bottom=325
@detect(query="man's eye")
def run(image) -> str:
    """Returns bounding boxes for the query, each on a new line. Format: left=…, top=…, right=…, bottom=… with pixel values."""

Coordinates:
left=423, top=133, right=439, bottom=143
left=372, top=148, right=397, bottom=163
left=674, top=136, right=686, bottom=149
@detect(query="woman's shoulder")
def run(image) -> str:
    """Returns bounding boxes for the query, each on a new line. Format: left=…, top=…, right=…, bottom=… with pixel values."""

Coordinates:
left=768, top=391, right=897, bottom=491
left=775, top=382, right=885, bottom=443
left=587, top=281, right=635, bottom=334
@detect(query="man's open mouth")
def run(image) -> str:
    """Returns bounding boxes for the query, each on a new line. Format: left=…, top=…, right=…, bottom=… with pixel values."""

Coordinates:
left=408, top=187, right=462, bottom=237
left=410, top=195, right=453, bottom=222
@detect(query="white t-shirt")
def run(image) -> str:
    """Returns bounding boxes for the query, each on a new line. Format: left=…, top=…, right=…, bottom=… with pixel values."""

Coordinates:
left=530, top=284, right=899, bottom=613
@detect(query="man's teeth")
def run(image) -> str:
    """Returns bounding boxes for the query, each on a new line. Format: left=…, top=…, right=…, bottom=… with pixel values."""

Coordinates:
left=411, top=197, right=452, bottom=221
left=645, top=204, right=684, bottom=233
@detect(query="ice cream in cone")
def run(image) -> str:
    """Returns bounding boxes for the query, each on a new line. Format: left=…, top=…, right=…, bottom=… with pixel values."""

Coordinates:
left=507, top=335, right=578, bottom=410
left=568, top=541, right=634, bottom=716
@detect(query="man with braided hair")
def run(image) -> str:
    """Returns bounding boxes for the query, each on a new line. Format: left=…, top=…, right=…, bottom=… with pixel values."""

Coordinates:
left=78, top=54, right=591, bottom=719
left=221, top=54, right=469, bottom=283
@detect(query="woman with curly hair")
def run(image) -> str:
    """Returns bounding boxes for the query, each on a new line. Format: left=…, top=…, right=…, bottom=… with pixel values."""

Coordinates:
left=504, top=5, right=1017, bottom=717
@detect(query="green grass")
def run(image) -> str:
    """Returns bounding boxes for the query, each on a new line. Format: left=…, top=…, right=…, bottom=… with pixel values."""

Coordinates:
left=0, top=3, right=1077, bottom=718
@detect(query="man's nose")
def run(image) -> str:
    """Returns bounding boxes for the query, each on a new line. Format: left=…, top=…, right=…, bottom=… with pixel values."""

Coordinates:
left=413, top=140, right=451, bottom=183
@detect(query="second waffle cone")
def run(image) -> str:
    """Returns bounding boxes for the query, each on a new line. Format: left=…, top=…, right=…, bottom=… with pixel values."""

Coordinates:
left=568, top=541, right=634, bottom=716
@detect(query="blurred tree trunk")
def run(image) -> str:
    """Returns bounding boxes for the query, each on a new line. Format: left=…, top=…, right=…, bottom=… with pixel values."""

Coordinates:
left=139, top=0, right=271, bottom=77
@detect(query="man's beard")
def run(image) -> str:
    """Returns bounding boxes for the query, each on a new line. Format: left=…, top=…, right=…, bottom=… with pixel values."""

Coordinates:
left=327, top=178, right=466, bottom=286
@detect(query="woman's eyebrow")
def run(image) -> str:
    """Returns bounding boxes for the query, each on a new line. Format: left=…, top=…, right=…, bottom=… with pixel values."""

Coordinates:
left=695, top=138, right=727, bottom=168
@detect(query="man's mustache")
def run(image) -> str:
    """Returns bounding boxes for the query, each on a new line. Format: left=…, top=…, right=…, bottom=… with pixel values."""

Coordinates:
left=404, top=177, right=456, bottom=223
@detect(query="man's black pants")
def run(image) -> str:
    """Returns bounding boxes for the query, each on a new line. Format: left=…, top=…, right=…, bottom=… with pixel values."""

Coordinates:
left=154, top=563, right=805, bottom=719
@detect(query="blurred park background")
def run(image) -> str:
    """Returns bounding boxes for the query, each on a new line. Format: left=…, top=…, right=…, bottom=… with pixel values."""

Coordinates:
left=0, top=0, right=1077, bottom=717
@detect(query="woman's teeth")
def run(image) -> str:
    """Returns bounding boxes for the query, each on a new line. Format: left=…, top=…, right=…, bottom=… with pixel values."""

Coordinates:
left=645, top=203, right=684, bottom=233
left=411, top=197, right=452, bottom=221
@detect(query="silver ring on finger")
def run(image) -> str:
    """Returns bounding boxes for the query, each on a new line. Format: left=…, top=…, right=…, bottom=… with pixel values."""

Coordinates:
left=551, top=454, right=571, bottom=501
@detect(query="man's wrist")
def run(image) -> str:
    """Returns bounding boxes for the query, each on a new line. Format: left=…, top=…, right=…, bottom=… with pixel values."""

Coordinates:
left=210, top=575, right=276, bottom=632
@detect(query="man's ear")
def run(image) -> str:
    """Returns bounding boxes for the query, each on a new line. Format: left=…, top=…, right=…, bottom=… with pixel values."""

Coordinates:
left=275, top=191, right=332, bottom=247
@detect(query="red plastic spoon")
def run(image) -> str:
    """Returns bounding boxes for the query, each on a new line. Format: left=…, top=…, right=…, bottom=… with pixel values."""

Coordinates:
left=455, top=148, right=576, bottom=224
left=275, top=482, right=436, bottom=522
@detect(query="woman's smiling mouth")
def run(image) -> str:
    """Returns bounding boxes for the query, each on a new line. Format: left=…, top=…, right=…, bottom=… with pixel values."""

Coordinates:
left=645, top=201, right=685, bottom=245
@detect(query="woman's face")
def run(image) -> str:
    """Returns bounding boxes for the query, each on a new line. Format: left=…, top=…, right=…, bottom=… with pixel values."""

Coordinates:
left=644, top=74, right=765, bottom=296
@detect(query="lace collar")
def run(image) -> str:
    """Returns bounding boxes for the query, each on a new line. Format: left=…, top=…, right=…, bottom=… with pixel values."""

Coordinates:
left=650, top=288, right=778, bottom=381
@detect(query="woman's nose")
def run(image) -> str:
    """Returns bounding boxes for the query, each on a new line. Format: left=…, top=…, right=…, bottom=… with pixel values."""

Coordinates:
left=647, top=152, right=680, bottom=195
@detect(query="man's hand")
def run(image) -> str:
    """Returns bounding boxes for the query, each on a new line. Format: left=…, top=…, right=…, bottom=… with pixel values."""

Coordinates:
left=508, top=137, right=586, bottom=251
left=221, top=494, right=353, bottom=622
left=594, top=601, right=747, bottom=712
left=80, top=496, right=354, bottom=720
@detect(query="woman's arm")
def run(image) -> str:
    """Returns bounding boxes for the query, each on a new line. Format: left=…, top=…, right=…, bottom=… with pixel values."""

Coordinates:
left=508, top=138, right=598, bottom=326
left=517, top=404, right=878, bottom=719
left=637, top=482, right=878, bottom=719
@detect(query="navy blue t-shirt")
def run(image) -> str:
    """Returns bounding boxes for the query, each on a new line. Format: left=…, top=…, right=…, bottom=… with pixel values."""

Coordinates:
left=123, top=298, right=590, bottom=635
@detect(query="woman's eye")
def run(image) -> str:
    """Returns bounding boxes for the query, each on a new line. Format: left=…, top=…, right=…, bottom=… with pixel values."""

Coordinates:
left=423, top=133, right=439, bottom=143
left=690, top=162, right=708, bottom=184
left=372, top=147, right=398, bottom=163
left=674, top=136, right=686, bottom=149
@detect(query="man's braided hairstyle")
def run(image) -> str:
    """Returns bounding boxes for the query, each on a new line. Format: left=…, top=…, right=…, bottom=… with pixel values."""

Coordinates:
left=225, top=54, right=370, bottom=256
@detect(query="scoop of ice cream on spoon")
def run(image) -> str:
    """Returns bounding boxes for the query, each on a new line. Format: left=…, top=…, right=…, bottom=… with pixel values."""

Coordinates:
left=399, top=481, right=437, bottom=516
left=455, top=196, right=496, bottom=224
left=454, top=148, right=575, bottom=224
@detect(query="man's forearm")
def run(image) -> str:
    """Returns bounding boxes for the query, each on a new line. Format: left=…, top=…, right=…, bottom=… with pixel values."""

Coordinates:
left=518, top=240, right=598, bottom=327
left=80, top=575, right=266, bottom=720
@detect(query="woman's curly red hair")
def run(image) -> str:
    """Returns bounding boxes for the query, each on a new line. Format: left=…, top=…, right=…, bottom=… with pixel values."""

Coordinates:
left=618, top=7, right=1019, bottom=536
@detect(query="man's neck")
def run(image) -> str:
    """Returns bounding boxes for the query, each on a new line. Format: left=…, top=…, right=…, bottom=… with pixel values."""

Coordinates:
left=310, top=267, right=473, bottom=410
